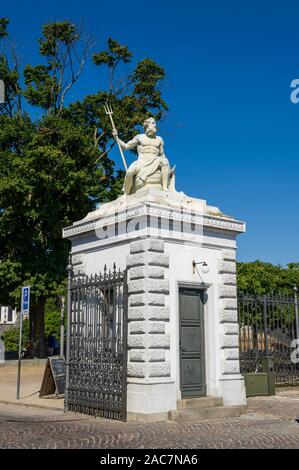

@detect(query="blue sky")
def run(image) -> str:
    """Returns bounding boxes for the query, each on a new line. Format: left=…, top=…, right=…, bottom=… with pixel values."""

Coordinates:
left=2, top=0, right=299, bottom=265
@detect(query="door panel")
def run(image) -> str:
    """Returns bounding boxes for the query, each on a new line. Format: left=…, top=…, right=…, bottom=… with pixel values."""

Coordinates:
left=179, top=287, right=206, bottom=397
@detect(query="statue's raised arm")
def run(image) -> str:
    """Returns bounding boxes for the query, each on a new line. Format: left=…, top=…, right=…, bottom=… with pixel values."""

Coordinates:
left=113, top=130, right=139, bottom=151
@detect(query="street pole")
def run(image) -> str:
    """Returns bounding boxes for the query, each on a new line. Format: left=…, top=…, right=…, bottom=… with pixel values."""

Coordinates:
left=64, top=256, right=73, bottom=412
left=294, top=286, right=299, bottom=342
left=17, top=286, right=30, bottom=400
left=59, top=295, right=66, bottom=357
left=16, top=311, right=23, bottom=400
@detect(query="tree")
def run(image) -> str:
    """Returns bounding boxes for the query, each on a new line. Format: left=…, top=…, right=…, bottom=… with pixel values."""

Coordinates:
left=2, top=318, right=29, bottom=353
left=2, top=298, right=61, bottom=353
left=237, top=260, right=299, bottom=295
left=66, top=37, right=167, bottom=162
left=0, top=20, right=168, bottom=356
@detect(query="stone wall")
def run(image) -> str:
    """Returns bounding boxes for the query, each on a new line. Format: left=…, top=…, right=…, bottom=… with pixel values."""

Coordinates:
left=126, top=238, right=170, bottom=379
left=218, top=248, right=240, bottom=376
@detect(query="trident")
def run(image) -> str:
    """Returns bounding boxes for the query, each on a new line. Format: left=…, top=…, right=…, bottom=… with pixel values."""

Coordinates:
left=104, top=103, right=128, bottom=170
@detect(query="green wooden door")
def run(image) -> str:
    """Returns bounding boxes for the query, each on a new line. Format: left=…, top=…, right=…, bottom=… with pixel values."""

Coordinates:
left=179, top=287, right=206, bottom=397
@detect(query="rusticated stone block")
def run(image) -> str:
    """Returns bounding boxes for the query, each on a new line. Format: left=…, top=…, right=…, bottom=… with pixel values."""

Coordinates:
left=130, top=238, right=164, bottom=254
left=221, top=298, right=238, bottom=310
left=129, top=321, right=147, bottom=334
left=128, top=307, right=147, bottom=321
left=148, top=334, right=170, bottom=349
left=126, top=253, right=146, bottom=268
left=221, top=334, right=239, bottom=349
left=147, top=306, right=170, bottom=321
left=128, top=279, right=146, bottom=294
left=223, top=323, right=239, bottom=335
left=148, top=293, right=165, bottom=306
left=219, top=285, right=237, bottom=299
left=221, top=359, right=240, bottom=375
left=148, top=266, right=164, bottom=279
left=221, top=273, right=237, bottom=285
left=149, top=362, right=170, bottom=377
left=218, top=260, right=236, bottom=274
left=147, top=349, right=165, bottom=362
left=148, top=322, right=165, bottom=334
left=222, top=249, right=236, bottom=261
left=146, top=239, right=164, bottom=253
left=129, top=266, right=146, bottom=280
left=129, top=293, right=146, bottom=307
left=148, top=252, right=169, bottom=267
left=130, top=240, right=146, bottom=254
left=127, top=335, right=146, bottom=349
left=129, top=349, right=146, bottom=362
left=72, top=254, right=84, bottom=265
left=127, top=363, right=147, bottom=378
left=224, top=348, right=240, bottom=360
left=147, top=279, right=169, bottom=294
left=219, top=309, right=238, bottom=323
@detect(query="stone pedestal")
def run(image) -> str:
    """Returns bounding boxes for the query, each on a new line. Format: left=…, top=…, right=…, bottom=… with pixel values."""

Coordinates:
left=63, top=187, right=247, bottom=419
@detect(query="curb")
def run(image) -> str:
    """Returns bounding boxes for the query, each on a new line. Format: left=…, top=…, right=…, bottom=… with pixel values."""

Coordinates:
left=0, top=399, right=64, bottom=412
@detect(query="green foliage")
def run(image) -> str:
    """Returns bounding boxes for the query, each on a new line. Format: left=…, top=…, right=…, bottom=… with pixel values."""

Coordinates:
left=67, top=41, right=167, bottom=162
left=2, top=298, right=61, bottom=352
left=0, top=113, right=103, bottom=309
left=23, top=21, right=84, bottom=114
left=237, top=260, right=299, bottom=295
left=93, top=37, right=132, bottom=67
left=44, top=298, right=61, bottom=339
left=0, top=18, right=9, bottom=38
left=0, top=19, right=169, bottom=355
left=0, top=19, right=22, bottom=117
left=3, top=319, right=29, bottom=352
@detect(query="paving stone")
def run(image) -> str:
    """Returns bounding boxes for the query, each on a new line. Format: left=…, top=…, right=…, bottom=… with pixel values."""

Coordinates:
left=1, top=392, right=299, bottom=449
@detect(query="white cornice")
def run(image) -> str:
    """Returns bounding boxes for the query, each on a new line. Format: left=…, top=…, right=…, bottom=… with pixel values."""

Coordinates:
left=62, top=201, right=245, bottom=239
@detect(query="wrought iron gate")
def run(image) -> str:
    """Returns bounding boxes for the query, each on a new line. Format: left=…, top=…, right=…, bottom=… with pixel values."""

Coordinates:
left=238, top=290, right=299, bottom=386
left=64, top=261, right=128, bottom=420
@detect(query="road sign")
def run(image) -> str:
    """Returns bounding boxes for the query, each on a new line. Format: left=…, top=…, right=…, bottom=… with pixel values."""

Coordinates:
left=17, top=285, right=30, bottom=399
left=21, top=286, right=30, bottom=314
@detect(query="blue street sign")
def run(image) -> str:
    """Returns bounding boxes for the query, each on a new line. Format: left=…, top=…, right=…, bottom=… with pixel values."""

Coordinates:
left=21, top=286, right=30, bottom=314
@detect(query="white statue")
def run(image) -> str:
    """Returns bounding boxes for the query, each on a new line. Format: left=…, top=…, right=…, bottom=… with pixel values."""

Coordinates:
left=112, top=117, right=175, bottom=195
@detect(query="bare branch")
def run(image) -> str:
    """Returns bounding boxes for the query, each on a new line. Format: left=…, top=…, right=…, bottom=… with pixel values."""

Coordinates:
left=57, top=29, right=94, bottom=116
left=93, top=128, right=106, bottom=148
left=96, top=141, right=115, bottom=162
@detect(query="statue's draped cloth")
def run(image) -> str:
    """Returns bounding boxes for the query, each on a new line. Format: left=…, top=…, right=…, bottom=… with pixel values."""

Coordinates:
left=128, top=154, right=165, bottom=182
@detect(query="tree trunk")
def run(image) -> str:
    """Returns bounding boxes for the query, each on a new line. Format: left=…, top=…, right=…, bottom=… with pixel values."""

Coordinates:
left=30, top=298, right=46, bottom=358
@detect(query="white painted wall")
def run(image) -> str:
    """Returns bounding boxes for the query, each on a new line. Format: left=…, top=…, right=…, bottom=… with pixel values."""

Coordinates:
left=0, top=306, right=17, bottom=325
left=66, top=193, right=247, bottom=413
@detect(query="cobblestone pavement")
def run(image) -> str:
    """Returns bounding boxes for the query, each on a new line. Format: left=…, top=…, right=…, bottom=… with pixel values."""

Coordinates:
left=0, top=393, right=299, bottom=449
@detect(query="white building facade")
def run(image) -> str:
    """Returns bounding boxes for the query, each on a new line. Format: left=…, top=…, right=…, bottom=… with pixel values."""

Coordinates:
left=63, top=187, right=247, bottom=420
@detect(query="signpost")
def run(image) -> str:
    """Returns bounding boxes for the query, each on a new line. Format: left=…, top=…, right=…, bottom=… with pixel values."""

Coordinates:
left=16, top=286, right=30, bottom=399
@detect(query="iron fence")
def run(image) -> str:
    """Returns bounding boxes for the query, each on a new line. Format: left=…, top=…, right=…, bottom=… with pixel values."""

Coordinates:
left=238, top=290, right=299, bottom=386
left=64, top=260, right=128, bottom=420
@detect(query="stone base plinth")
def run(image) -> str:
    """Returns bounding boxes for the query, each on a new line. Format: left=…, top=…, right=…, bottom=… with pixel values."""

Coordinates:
left=127, top=379, right=177, bottom=417
left=219, top=375, right=247, bottom=406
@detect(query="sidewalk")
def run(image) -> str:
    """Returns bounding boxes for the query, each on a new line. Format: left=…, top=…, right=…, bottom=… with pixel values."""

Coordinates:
left=0, top=360, right=64, bottom=411
left=1, top=360, right=299, bottom=417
